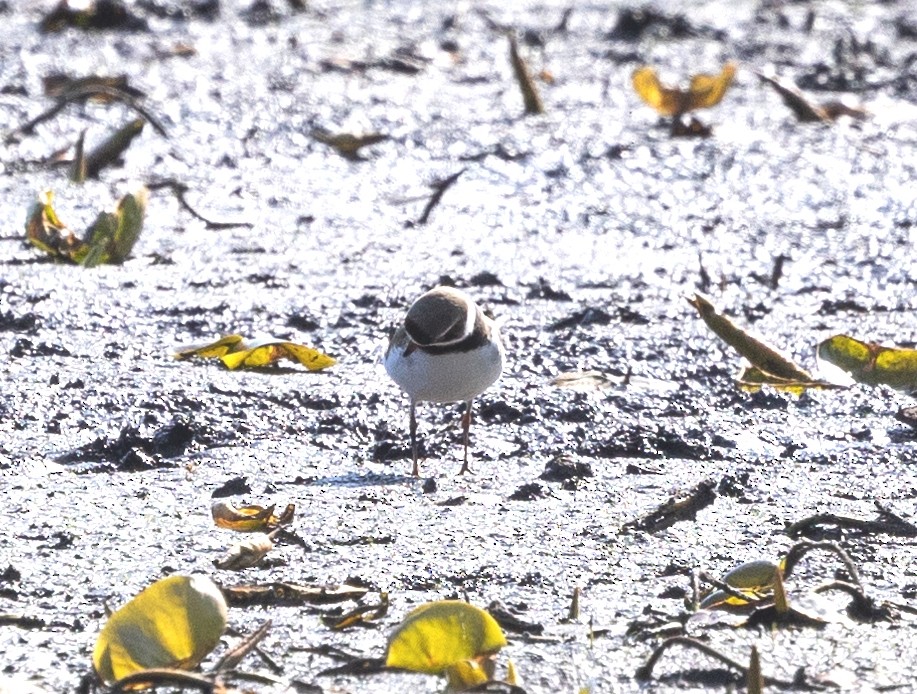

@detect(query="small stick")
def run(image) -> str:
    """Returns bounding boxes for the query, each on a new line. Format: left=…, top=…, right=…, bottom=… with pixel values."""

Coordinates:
left=146, top=179, right=253, bottom=230
left=416, top=168, right=466, bottom=225
left=509, top=34, right=544, bottom=115
left=636, top=636, right=795, bottom=687
left=7, top=83, right=168, bottom=141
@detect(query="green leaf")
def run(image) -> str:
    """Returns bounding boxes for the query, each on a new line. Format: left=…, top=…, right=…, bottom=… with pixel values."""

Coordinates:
left=81, top=211, right=118, bottom=267
left=111, top=187, right=148, bottom=262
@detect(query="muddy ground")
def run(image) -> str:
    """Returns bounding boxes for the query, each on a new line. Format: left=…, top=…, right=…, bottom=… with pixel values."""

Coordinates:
left=2, top=0, right=917, bottom=692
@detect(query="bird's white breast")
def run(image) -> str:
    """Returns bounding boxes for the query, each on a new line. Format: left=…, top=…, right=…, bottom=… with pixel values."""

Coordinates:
left=384, top=329, right=504, bottom=404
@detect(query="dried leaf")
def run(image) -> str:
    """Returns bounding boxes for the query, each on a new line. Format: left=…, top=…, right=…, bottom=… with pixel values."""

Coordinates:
left=83, top=118, right=145, bottom=178
left=737, top=365, right=842, bottom=395
left=552, top=370, right=619, bottom=390
left=688, top=293, right=812, bottom=382
left=212, top=501, right=295, bottom=532
left=92, top=575, right=227, bottom=685
left=322, top=593, right=389, bottom=630
left=213, top=532, right=274, bottom=571
left=757, top=71, right=868, bottom=123
left=817, top=334, right=917, bottom=393
left=633, top=63, right=736, bottom=117
left=222, top=582, right=368, bottom=607
left=756, top=71, right=828, bottom=122
left=311, top=128, right=389, bottom=159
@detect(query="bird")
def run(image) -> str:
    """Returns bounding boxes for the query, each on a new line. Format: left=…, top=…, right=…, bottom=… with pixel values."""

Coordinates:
left=384, top=285, right=505, bottom=477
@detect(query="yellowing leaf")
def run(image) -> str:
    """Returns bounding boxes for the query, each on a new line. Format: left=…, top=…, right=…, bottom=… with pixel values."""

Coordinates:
left=174, top=335, right=246, bottom=360
left=92, top=575, right=227, bottom=685
left=700, top=559, right=781, bottom=608
left=211, top=500, right=295, bottom=532
left=25, top=190, right=82, bottom=259
left=737, top=366, right=842, bottom=395
left=173, top=335, right=335, bottom=372
left=632, top=63, right=736, bottom=117
left=817, top=334, right=917, bottom=393
left=220, top=338, right=336, bottom=371
left=688, top=293, right=813, bottom=383
left=445, top=659, right=492, bottom=690
left=385, top=601, right=507, bottom=675
left=24, top=187, right=148, bottom=266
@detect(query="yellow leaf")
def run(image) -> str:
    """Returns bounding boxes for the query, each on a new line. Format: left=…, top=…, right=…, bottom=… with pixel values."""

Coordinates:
left=174, top=335, right=246, bottom=360
left=817, top=334, right=917, bottom=392
left=92, top=575, right=227, bottom=685
left=737, top=366, right=842, bottom=395
left=445, top=658, right=492, bottom=690
left=633, top=63, right=736, bottom=117
left=385, top=600, right=507, bottom=675
left=24, top=190, right=84, bottom=259
left=211, top=501, right=294, bottom=532
left=220, top=339, right=336, bottom=371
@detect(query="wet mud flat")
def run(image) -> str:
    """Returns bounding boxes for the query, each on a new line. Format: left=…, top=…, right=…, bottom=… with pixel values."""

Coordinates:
left=2, top=0, right=917, bottom=691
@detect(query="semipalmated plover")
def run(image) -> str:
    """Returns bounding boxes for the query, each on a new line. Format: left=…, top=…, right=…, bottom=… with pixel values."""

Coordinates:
left=384, top=286, right=505, bottom=476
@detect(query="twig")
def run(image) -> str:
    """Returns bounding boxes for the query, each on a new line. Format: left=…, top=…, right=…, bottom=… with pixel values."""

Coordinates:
left=146, top=179, right=253, bottom=230
left=814, top=581, right=891, bottom=621
left=7, top=84, right=167, bottom=141
left=785, top=510, right=917, bottom=539
left=109, top=669, right=215, bottom=693
left=214, top=619, right=272, bottom=671
left=509, top=34, right=544, bottom=115
left=782, top=540, right=862, bottom=589
left=622, top=479, right=716, bottom=533
left=636, top=636, right=795, bottom=687
left=415, top=168, right=465, bottom=225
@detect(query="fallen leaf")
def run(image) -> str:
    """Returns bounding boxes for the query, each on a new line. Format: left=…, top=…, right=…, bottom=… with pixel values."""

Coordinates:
left=632, top=62, right=736, bottom=117
left=385, top=601, right=507, bottom=676
left=92, top=575, right=227, bottom=685
left=311, top=128, right=389, bottom=159
left=212, top=501, right=295, bottom=532
left=737, top=366, right=842, bottom=395
left=757, top=71, right=868, bottom=123
left=700, top=559, right=781, bottom=609
left=222, top=582, right=368, bottom=607
left=817, top=334, right=917, bottom=393
left=322, top=593, right=389, bottom=630
left=688, top=293, right=814, bottom=384
left=174, top=335, right=335, bottom=372
left=213, top=532, right=274, bottom=570
left=24, top=187, right=148, bottom=266
left=25, top=191, right=82, bottom=260
left=83, top=118, right=145, bottom=178
left=174, top=335, right=245, bottom=360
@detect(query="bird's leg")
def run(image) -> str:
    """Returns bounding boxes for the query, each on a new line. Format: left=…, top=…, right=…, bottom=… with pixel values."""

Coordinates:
left=459, top=400, right=472, bottom=475
left=410, top=399, right=419, bottom=477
